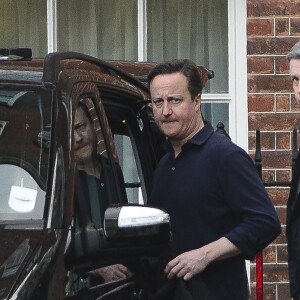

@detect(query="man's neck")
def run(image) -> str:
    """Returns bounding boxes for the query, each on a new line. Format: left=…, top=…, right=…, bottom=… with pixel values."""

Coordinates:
left=77, top=157, right=101, bottom=179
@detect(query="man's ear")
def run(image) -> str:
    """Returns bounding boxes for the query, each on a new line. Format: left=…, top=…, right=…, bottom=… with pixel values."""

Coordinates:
left=194, top=93, right=202, bottom=111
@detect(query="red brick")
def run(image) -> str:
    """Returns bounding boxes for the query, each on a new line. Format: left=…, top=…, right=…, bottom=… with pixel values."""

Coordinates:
left=263, top=245, right=276, bottom=263
left=245, top=4, right=300, bottom=294
left=249, top=283, right=292, bottom=300
left=265, top=132, right=276, bottom=150
left=276, top=94, right=290, bottom=112
left=275, top=18, right=289, bottom=36
left=250, top=262, right=289, bottom=282
left=263, top=283, right=277, bottom=300
left=276, top=206, right=287, bottom=225
left=291, top=18, right=300, bottom=36
left=249, top=132, right=256, bottom=151
left=248, top=130, right=275, bottom=151
left=251, top=150, right=292, bottom=168
left=248, top=56, right=274, bottom=74
left=275, top=56, right=289, bottom=74
left=263, top=264, right=289, bottom=282
left=291, top=95, right=300, bottom=111
left=247, top=19, right=274, bottom=36
left=249, top=113, right=300, bottom=131
left=248, top=1, right=300, bottom=18
left=263, top=132, right=275, bottom=150
left=248, top=95, right=275, bottom=112
left=250, top=264, right=256, bottom=282
left=273, top=228, right=287, bottom=245
left=277, top=245, right=288, bottom=263
left=262, top=169, right=276, bottom=183
left=276, top=132, right=291, bottom=149
left=248, top=37, right=299, bottom=55
left=268, top=187, right=290, bottom=206
left=276, top=170, right=291, bottom=183
left=249, top=283, right=276, bottom=300
left=248, top=131, right=275, bottom=150
left=287, top=130, right=300, bottom=149
left=291, top=100, right=300, bottom=113
left=277, top=282, right=293, bottom=300
left=248, top=75, right=292, bottom=93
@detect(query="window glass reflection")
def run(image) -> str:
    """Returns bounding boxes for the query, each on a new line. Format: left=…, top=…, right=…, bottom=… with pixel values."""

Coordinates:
left=202, top=102, right=229, bottom=134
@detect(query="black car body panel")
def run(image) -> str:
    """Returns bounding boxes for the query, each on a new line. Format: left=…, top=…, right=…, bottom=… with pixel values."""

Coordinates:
left=0, top=51, right=211, bottom=299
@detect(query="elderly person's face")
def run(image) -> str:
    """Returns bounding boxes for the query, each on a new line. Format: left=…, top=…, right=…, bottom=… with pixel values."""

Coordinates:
left=74, top=106, right=97, bottom=165
left=289, top=58, right=300, bottom=104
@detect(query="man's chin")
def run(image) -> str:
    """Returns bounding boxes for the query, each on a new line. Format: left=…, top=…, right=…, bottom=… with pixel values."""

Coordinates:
left=160, top=123, right=179, bottom=135
left=75, top=153, right=93, bottom=165
left=161, top=131, right=181, bottom=140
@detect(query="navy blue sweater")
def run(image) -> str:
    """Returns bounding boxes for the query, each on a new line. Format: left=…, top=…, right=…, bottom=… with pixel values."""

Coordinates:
left=150, top=122, right=281, bottom=299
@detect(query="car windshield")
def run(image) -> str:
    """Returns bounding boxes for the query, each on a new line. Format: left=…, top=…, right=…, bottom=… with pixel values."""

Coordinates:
left=0, top=89, right=52, bottom=222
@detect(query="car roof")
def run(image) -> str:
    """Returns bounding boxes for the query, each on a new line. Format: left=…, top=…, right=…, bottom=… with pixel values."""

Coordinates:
left=0, top=51, right=213, bottom=92
left=0, top=52, right=150, bottom=97
left=0, top=59, right=44, bottom=84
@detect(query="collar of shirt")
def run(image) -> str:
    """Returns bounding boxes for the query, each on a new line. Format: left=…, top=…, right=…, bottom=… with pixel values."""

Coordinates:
left=162, top=121, right=214, bottom=156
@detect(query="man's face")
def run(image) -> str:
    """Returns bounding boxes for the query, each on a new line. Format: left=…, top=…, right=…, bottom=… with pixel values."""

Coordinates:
left=150, top=72, right=201, bottom=143
left=74, top=106, right=97, bottom=165
left=289, top=58, right=300, bottom=104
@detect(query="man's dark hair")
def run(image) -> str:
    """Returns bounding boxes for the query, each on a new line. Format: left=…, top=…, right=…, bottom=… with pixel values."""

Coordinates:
left=287, top=41, right=300, bottom=62
left=147, top=59, right=203, bottom=100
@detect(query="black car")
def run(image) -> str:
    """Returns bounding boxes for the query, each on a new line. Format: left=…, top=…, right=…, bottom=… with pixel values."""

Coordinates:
left=0, top=49, right=212, bottom=299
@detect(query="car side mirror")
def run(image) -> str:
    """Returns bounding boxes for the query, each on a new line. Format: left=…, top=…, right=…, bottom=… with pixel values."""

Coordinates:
left=104, top=205, right=171, bottom=241
left=69, top=205, right=172, bottom=269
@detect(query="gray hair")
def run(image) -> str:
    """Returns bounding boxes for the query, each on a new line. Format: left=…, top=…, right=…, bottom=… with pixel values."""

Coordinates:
left=287, top=41, right=300, bottom=61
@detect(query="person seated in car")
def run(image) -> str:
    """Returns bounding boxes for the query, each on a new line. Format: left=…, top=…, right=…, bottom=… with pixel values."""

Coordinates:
left=73, top=100, right=132, bottom=283
left=74, top=101, right=128, bottom=221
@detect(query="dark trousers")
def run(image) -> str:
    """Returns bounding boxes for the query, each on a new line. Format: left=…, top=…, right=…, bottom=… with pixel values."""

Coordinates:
left=173, top=277, right=215, bottom=300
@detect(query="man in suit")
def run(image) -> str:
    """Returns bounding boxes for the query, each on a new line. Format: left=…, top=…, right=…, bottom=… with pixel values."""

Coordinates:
left=287, top=41, right=300, bottom=300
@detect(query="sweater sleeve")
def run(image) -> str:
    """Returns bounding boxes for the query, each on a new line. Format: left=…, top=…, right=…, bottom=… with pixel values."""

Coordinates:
left=220, top=150, right=281, bottom=260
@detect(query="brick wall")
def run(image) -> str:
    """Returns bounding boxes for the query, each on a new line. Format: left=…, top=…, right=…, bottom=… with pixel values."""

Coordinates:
left=247, top=1, right=300, bottom=299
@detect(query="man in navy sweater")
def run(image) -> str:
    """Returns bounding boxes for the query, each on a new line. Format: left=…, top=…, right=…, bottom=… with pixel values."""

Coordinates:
left=148, top=59, right=281, bottom=299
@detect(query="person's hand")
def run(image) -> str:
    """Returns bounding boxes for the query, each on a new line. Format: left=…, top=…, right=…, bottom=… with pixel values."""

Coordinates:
left=88, top=264, right=133, bottom=283
left=164, top=238, right=241, bottom=281
left=164, top=248, right=209, bottom=281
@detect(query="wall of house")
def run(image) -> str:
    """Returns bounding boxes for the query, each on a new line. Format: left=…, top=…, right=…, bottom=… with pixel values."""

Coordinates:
left=247, top=1, right=300, bottom=299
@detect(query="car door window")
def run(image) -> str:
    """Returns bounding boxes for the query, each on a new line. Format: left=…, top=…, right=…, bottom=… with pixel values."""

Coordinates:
left=102, top=100, right=161, bottom=205
left=0, top=90, right=52, bottom=223
left=66, top=95, right=130, bottom=295
left=114, top=134, right=143, bottom=204
left=73, top=97, right=125, bottom=227
left=0, top=165, right=45, bottom=220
